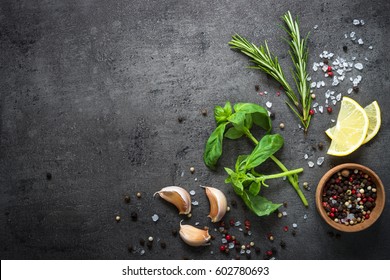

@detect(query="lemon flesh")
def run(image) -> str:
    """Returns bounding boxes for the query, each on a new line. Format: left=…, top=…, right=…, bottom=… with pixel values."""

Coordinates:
left=362, top=101, right=381, bottom=144
left=327, top=97, right=369, bottom=156
left=325, top=100, right=381, bottom=145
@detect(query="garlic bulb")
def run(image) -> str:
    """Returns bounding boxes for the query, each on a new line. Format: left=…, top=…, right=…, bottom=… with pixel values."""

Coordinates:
left=154, top=186, right=191, bottom=214
left=179, top=221, right=211, bottom=246
left=202, top=186, right=227, bottom=222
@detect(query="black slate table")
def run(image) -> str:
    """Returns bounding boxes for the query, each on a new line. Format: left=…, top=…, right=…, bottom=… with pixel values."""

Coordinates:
left=1, top=0, right=389, bottom=260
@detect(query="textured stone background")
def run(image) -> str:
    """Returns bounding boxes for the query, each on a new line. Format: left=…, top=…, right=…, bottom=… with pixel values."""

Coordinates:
left=1, top=0, right=389, bottom=259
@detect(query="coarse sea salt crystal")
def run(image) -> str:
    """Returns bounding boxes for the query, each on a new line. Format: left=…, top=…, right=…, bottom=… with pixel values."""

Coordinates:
left=318, top=106, right=324, bottom=113
left=304, top=154, right=309, bottom=160
left=325, top=90, right=331, bottom=98
left=314, top=25, right=318, bottom=29
left=317, top=157, right=325, bottom=166
left=292, top=223, right=298, bottom=228
left=189, top=190, right=196, bottom=195
left=152, top=214, right=159, bottom=222
left=313, top=102, right=318, bottom=108
left=358, top=38, right=364, bottom=45
left=304, top=214, right=308, bottom=220
left=350, top=31, right=356, bottom=38
left=332, top=76, right=340, bottom=86
left=332, top=100, right=337, bottom=105
left=192, top=201, right=199, bottom=206
left=308, top=161, right=315, bottom=168
left=360, top=19, right=365, bottom=25
left=353, top=19, right=360, bottom=25
left=310, top=82, right=317, bottom=88
left=354, top=62, right=363, bottom=70
left=348, top=88, right=353, bottom=94
left=336, top=93, right=342, bottom=101
left=266, top=101, right=272, bottom=108
left=369, top=45, right=373, bottom=50
left=282, top=211, right=288, bottom=216
left=313, top=63, right=318, bottom=71
left=336, top=69, right=344, bottom=76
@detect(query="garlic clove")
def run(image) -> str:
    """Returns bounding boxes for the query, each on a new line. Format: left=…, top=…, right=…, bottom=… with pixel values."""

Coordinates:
left=202, top=186, right=227, bottom=223
left=179, top=221, right=211, bottom=246
left=154, top=186, right=191, bottom=214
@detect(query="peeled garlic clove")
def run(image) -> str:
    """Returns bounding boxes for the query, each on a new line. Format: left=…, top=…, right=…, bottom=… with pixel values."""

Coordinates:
left=154, top=186, right=191, bottom=214
left=202, top=186, right=227, bottom=223
left=179, top=221, right=211, bottom=246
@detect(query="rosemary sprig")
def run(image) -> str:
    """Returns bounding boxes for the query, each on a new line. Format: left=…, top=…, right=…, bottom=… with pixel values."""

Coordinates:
left=282, top=11, right=311, bottom=130
left=228, top=11, right=311, bottom=131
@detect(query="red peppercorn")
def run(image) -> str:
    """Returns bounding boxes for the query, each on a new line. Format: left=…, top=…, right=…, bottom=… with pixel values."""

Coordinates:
left=327, top=106, right=333, bottom=113
left=229, top=218, right=235, bottom=226
left=220, top=245, right=227, bottom=252
left=309, top=109, right=315, bottom=115
left=327, top=65, right=332, bottom=72
left=283, top=226, right=289, bottom=232
left=225, top=234, right=232, bottom=242
left=365, top=214, right=370, bottom=219
left=329, top=212, right=335, bottom=218
left=328, top=71, right=334, bottom=77
left=266, top=250, right=273, bottom=256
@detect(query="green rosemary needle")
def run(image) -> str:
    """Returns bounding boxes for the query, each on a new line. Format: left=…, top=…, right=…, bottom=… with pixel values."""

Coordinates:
left=228, top=11, right=311, bottom=131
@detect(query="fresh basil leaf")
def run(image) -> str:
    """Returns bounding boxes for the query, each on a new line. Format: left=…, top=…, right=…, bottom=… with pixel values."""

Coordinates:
left=214, top=102, right=232, bottom=125
left=224, top=168, right=243, bottom=195
left=203, top=122, right=228, bottom=169
left=241, top=190, right=282, bottom=216
left=245, top=134, right=284, bottom=170
left=245, top=113, right=253, bottom=130
left=235, top=155, right=248, bottom=172
left=248, top=181, right=261, bottom=196
left=233, top=103, right=271, bottom=132
left=227, top=111, right=246, bottom=131
left=224, top=127, right=244, bottom=140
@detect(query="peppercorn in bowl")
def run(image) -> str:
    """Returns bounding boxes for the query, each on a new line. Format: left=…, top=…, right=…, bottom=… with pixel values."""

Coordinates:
left=316, top=163, right=385, bottom=232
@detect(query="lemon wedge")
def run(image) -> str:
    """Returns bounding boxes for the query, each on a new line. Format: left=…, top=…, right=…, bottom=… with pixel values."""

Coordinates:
left=362, top=101, right=381, bottom=144
left=327, top=97, right=369, bottom=156
left=325, top=100, right=381, bottom=145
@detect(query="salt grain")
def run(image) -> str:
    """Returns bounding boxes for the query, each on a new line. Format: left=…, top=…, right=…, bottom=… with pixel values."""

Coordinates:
left=317, top=157, right=325, bottom=166
left=358, top=38, right=364, bottom=45
left=191, top=201, right=199, bottom=206
left=318, top=106, right=324, bottom=113
left=189, top=190, right=196, bottom=196
left=152, top=214, right=159, bottom=222
left=266, top=101, right=272, bottom=108
left=292, top=223, right=298, bottom=229
left=304, top=154, right=309, bottom=160
left=353, top=19, right=360, bottom=25
left=354, top=63, right=363, bottom=70
left=308, top=161, right=315, bottom=168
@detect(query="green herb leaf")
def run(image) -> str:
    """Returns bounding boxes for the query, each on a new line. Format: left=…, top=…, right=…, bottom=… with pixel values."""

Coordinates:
left=224, top=127, right=244, bottom=140
left=244, top=134, right=284, bottom=170
left=241, top=190, right=282, bottom=216
left=235, top=155, right=248, bottom=172
left=214, top=101, right=232, bottom=125
left=224, top=168, right=244, bottom=195
left=233, top=103, right=271, bottom=132
left=203, top=122, right=228, bottom=169
left=227, top=111, right=246, bottom=131
left=248, top=181, right=261, bottom=196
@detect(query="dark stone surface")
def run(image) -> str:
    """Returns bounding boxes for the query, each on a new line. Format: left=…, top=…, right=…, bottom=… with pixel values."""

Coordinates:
left=1, top=0, right=389, bottom=260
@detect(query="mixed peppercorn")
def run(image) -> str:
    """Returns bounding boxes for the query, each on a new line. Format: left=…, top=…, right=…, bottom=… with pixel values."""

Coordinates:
left=321, top=169, right=377, bottom=225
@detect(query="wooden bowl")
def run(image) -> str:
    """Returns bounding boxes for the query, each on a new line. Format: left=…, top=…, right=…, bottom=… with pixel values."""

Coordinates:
left=316, top=163, right=385, bottom=232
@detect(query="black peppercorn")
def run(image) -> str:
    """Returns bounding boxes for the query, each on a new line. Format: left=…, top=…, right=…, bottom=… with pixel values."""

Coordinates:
left=131, top=212, right=138, bottom=221
left=139, top=238, right=145, bottom=246
left=124, top=195, right=131, bottom=204
left=343, top=45, right=348, bottom=52
left=46, top=172, right=52, bottom=180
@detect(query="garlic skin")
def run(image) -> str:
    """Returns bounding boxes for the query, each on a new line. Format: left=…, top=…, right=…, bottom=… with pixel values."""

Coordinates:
left=179, top=221, right=211, bottom=246
left=202, top=186, right=227, bottom=223
left=154, top=186, right=191, bottom=215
